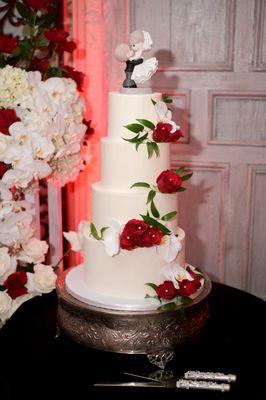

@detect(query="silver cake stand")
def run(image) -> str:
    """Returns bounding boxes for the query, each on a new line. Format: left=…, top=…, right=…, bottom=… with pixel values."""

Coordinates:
left=56, top=269, right=212, bottom=369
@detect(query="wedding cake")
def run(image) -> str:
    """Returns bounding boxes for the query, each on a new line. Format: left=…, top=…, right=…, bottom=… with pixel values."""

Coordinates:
left=64, top=31, right=204, bottom=310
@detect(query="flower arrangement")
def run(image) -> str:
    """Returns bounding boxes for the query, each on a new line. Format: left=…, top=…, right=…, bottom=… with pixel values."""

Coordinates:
left=123, top=94, right=183, bottom=158
left=0, top=0, right=92, bottom=325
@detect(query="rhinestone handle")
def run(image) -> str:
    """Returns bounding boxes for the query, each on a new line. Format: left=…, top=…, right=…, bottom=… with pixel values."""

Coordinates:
left=184, top=370, right=237, bottom=382
left=176, top=379, right=230, bottom=392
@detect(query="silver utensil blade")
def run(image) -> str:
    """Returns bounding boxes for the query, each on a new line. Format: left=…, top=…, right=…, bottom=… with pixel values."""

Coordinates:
left=94, top=381, right=166, bottom=388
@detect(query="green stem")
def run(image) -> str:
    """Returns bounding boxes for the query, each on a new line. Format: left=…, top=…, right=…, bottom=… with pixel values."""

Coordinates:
left=53, top=248, right=71, bottom=269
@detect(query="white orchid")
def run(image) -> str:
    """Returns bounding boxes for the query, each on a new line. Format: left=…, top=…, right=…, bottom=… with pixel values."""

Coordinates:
left=155, top=101, right=180, bottom=133
left=0, top=133, right=11, bottom=161
left=31, top=136, right=55, bottom=160
left=102, top=219, right=121, bottom=257
left=0, top=210, right=33, bottom=246
left=3, top=143, right=33, bottom=168
left=8, top=121, right=30, bottom=144
left=0, top=181, right=12, bottom=202
left=157, top=232, right=182, bottom=263
left=63, top=220, right=90, bottom=252
left=162, top=263, right=194, bottom=289
left=2, top=168, right=34, bottom=189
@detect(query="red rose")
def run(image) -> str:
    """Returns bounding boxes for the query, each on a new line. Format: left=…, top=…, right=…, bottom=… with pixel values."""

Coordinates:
left=0, top=35, right=18, bottom=54
left=156, top=169, right=182, bottom=193
left=176, top=279, right=200, bottom=297
left=23, top=0, right=53, bottom=11
left=56, top=40, right=76, bottom=56
left=124, top=219, right=148, bottom=236
left=0, top=109, right=20, bottom=135
left=139, top=227, right=163, bottom=247
left=62, top=66, right=85, bottom=90
left=120, top=228, right=138, bottom=250
left=4, top=271, right=28, bottom=299
left=156, top=280, right=176, bottom=300
left=29, top=56, right=50, bottom=73
left=152, top=122, right=183, bottom=143
left=44, top=28, right=69, bottom=43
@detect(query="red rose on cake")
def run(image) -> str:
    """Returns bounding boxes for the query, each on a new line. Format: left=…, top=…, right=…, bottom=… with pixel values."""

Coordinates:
left=156, top=170, right=182, bottom=193
left=120, top=219, right=163, bottom=250
left=139, top=227, right=163, bottom=247
left=176, top=278, right=201, bottom=297
left=156, top=280, right=176, bottom=300
left=152, top=122, right=183, bottom=143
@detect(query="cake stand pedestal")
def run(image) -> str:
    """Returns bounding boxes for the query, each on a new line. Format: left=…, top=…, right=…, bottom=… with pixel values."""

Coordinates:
left=56, top=268, right=211, bottom=369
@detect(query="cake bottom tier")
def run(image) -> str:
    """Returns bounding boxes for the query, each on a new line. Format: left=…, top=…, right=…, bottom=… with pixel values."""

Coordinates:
left=83, top=227, right=185, bottom=300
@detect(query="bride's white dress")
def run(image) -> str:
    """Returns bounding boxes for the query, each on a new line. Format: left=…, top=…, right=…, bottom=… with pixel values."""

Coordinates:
left=131, top=57, right=158, bottom=84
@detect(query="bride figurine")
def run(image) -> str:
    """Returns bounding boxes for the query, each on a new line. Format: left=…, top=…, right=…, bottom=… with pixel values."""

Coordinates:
left=114, top=30, right=158, bottom=88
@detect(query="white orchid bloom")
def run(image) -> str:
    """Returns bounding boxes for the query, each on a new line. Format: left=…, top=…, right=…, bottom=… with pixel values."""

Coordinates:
left=27, top=70, right=43, bottom=94
left=0, top=210, right=33, bottom=246
left=43, top=77, right=66, bottom=104
left=23, top=160, right=52, bottom=180
left=155, top=101, right=180, bottom=133
left=31, top=136, right=55, bottom=160
left=2, top=169, right=33, bottom=189
left=102, top=219, right=122, bottom=257
left=8, top=121, right=30, bottom=144
left=0, top=201, right=14, bottom=220
left=34, top=90, right=57, bottom=117
left=162, top=263, right=194, bottom=289
left=78, top=220, right=91, bottom=239
left=0, top=181, right=12, bottom=201
left=156, top=233, right=182, bottom=263
left=3, top=143, right=33, bottom=168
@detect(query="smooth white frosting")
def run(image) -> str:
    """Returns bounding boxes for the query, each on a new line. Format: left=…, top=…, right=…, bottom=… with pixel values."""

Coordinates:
left=83, top=228, right=185, bottom=299
left=82, top=91, right=186, bottom=302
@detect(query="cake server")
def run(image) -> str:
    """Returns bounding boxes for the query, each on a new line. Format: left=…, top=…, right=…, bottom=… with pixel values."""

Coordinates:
left=125, top=370, right=236, bottom=383
left=94, top=379, right=230, bottom=391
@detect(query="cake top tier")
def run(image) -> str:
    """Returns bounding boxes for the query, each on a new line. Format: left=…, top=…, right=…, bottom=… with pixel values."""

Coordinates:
left=108, top=91, right=161, bottom=140
left=114, top=30, right=158, bottom=89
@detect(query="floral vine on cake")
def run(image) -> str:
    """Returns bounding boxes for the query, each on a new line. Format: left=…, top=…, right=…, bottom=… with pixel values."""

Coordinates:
left=130, top=166, right=193, bottom=218
left=145, top=264, right=204, bottom=311
left=123, top=94, right=183, bottom=158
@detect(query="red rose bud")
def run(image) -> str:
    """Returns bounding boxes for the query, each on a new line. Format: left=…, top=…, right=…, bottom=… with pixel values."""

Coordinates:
left=0, top=109, right=20, bottom=135
left=0, top=35, right=18, bottom=54
left=4, top=271, right=28, bottom=299
left=139, top=227, right=163, bottom=247
left=124, top=219, right=148, bottom=236
left=156, top=169, right=182, bottom=193
left=167, top=128, right=183, bottom=142
left=0, top=162, right=7, bottom=179
left=120, top=228, right=138, bottom=250
left=44, top=28, right=69, bottom=43
left=156, top=280, right=176, bottom=300
left=176, top=279, right=199, bottom=297
left=29, top=56, right=50, bottom=73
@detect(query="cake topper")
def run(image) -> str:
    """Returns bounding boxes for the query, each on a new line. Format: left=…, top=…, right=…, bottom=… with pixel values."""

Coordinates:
left=114, top=30, right=158, bottom=88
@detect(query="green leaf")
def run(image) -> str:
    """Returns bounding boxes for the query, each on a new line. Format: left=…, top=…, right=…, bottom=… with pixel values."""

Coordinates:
left=162, top=93, right=173, bottom=103
left=161, top=211, right=177, bottom=221
left=176, top=187, right=186, bottom=192
left=38, top=12, right=55, bottom=28
left=19, top=39, right=32, bottom=59
left=140, top=213, right=171, bottom=236
left=157, top=302, right=177, bottom=311
left=174, top=166, right=185, bottom=175
left=151, top=99, right=157, bottom=105
left=16, top=2, right=32, bottom=19
left=194, top=266, right=203, bottom=274
left=151, top=141, right=159, bottom=157
left=22, top=24, right=33, bottom=37
left=135, top=132, right=148, bottom=150
left=130, top=182, right=150, bottom=189
left=90, top=223, right=100, bottom=240
left=145, top=282, right=158, bottom=291
left=146, top=190, right=156, bottom=204
left=146, top=141, right=154, bottom=158
left=136, top=119, right=155, bottom=130
left=122, top=134, right=140, bottom=143
left=151, top=200, right=160, bottom=218
left=145, top=294, right=161, bottom=301
left=124, top=123, right=144, bottom=133
left=181, top=172, right=193, bottom=181
left=100, top=227, right=109, bottom=239
left=36, top=36, right=49, bottom=48
left=46, top=67, right=62, bottom=78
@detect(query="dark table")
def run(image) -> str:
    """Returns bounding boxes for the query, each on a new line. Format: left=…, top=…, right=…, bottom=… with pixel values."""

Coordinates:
left=0, top=282, right=265, bottom=400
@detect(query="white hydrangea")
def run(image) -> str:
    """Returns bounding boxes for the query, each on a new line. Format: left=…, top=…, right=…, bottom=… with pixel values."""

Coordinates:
left=0, top=66, right=28, bottom=108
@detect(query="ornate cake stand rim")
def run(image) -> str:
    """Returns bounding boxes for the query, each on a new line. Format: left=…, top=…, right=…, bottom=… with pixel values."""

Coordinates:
left=56, top=267, right=212, bottom=316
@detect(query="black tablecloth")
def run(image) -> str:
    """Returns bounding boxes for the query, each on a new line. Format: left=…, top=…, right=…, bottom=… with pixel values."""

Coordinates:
left=0, top=282, right=265, bottom=400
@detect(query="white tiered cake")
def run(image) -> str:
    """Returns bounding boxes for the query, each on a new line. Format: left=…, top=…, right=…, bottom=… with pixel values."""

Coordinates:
left=65, top=30, right=204, bottom=311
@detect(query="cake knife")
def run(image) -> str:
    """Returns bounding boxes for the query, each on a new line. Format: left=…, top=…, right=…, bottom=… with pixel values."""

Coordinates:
left=125, top=370, right=237, bottom=383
